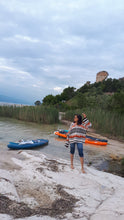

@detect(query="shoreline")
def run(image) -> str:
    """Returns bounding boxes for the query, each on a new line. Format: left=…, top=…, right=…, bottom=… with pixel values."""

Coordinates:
left=60, top=119, right=124, bottom=177
left=61, top=119, right=124, bottom=142
left=61, top=119, right=124, bottom=158
left=0, top=115, right=124, bottom=143
left=0, top=116, right=124, bottom=177
left=0, top=150, right=124, bottom=220
left=0, top=116, right=124, bottom=179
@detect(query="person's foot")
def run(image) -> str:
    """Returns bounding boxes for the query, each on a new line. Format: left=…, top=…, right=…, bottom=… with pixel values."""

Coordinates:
left=81, top=168, right=86, bottom=173
left=71, top=164, right=74, bottom=169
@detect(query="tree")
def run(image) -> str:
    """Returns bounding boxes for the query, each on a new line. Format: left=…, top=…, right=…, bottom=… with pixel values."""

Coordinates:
left=34, top=100, right=41, bottom=106
left=78, top=84, right=89, bottom=93
left=102, top=78, right=121, bottom=93
left=61, top=87, right=76, bottom=101
left=76, top=93, right=87, bottom=108
left=110, top=92, right=124, bottom=113
left=42, top=95, right=56, bottom=105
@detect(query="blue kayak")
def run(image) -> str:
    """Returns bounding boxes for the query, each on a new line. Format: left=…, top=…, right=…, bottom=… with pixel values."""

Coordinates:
left=86, top=135, right=108, bottom=142
left=7, top=139, right=49, bottom=150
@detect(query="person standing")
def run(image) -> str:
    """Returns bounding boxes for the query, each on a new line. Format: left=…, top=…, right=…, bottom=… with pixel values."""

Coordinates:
left=66, top=113, right=91, bottom=173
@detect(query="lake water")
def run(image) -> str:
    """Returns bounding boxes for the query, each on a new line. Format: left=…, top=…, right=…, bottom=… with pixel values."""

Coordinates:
left=0, top=117, right=109, bottom=166
left=0, top=118, right=70, bottom=159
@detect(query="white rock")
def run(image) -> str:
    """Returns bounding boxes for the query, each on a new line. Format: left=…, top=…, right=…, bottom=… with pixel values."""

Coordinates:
left=0, top=214, right=12, bottom=220
left=17, top=216, right=56, bottom=220
left=0, top=169, right=19, bottom=201
left=1, top=151, right=124, bottom=220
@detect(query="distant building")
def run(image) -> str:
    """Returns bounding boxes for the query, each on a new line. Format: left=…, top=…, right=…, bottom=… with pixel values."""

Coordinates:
left=96, top=71, right=109, bottom=82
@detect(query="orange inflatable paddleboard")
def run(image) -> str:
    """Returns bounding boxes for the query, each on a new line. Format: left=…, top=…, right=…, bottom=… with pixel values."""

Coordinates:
left=85, top=139, right=107, bottom=146
left=54, top=131, right=67, bottom=138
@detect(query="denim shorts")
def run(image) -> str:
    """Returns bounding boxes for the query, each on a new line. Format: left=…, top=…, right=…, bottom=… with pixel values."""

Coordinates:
left=70, top=142, right=84, bottom=157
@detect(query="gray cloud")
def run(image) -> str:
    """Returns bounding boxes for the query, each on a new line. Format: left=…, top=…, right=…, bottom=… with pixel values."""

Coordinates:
left=0, top=0, right=124, bottom=104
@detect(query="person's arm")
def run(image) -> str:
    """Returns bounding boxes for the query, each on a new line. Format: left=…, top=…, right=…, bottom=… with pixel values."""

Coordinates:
left=66, top=122, right=73, bottom=141
left=82, top=113, right=92, bottom=129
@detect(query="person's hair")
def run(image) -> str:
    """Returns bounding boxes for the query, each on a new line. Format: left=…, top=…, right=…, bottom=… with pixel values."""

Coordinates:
left=74, top=114, right=82, bottom=125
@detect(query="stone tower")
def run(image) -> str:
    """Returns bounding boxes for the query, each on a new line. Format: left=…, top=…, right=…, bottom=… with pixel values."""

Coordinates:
left=96, top=71, right=109, bottom=83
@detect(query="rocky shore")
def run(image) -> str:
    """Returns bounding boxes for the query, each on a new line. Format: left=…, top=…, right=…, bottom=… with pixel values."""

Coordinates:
left=0, top=149, right=124, bottom=220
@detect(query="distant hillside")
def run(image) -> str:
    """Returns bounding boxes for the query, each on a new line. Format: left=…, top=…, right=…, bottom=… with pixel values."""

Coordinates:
left=41, top=78, right=124, bottom=113
left=0, top=95, right=28, bottom=105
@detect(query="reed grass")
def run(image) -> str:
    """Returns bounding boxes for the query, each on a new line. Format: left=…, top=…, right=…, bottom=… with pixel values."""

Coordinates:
left=64, top=108, right=124, bottom=139
left=0, top=105, right=59, bottom=124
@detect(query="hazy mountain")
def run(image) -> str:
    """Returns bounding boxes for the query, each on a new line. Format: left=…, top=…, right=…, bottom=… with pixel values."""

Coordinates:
left=0, top=95, right=28, bottom=105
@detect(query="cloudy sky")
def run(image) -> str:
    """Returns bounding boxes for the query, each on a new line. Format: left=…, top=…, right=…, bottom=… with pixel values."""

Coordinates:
left=0, top=0, right=124, bottom=104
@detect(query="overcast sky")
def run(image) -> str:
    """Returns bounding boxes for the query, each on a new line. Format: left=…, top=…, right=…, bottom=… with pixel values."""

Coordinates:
left=0, top=0, right=124, bottom=104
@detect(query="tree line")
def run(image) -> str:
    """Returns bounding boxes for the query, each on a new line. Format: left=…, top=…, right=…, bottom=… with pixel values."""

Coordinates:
left=35, top=78, right=124, bottom=114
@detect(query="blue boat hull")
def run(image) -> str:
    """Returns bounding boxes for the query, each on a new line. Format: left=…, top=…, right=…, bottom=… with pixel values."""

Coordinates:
left=7, top=139, right=49, bottom=150
left=86, top=135, right=108, bottom=142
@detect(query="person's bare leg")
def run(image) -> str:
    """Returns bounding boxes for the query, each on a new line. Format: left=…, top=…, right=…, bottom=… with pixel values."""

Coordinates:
left=80, top=157, right=85, bottom=173
left=70, top=154, right=74, bottom=169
